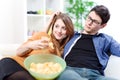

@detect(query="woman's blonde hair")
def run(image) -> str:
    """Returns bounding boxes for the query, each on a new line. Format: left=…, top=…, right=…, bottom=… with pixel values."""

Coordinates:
left=46, top=13, right=74, bottom=57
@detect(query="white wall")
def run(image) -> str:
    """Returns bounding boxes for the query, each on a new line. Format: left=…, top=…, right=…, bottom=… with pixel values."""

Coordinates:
left=0, top=0, right=27, bottom=44
left=0, top=0, right=119, bottom=44
left=94, top=0, right=120, bottom=42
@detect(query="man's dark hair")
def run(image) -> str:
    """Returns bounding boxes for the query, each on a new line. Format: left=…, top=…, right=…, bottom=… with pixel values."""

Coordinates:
left=90, top=5, right=110, bottom=24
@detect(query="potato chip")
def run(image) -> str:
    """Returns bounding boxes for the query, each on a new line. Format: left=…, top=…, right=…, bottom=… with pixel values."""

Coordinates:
left=29, top=62, right=62, bottom=75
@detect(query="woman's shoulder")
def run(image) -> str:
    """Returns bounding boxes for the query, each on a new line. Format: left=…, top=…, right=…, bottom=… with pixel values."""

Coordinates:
left=34, top=32, right=48, bottom=36
left=29, top=32, right=50, bottom=40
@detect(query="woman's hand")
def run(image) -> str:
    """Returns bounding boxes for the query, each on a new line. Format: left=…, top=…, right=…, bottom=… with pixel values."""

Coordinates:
left=28, top=37, right=50, bottom=50
left=49, top=11, right=61, bottom=22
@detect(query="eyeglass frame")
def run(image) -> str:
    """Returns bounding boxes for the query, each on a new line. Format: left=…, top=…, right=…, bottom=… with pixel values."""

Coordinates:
left=86, top=16, right=102, bottom=26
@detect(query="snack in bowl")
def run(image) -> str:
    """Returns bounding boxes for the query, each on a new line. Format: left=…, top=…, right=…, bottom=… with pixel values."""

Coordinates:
left=29, top=62, right=62, bottom=75
left=24, top=53, right=66, bottom=80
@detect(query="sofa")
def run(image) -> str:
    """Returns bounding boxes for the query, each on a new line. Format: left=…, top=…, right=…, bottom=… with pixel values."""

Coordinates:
left=0, top=44, right=120, bottom=80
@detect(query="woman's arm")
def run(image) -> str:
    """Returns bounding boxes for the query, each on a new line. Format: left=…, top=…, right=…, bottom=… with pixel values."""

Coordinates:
left=16, top=37, right=50, bottom=56
left=16, top=42, right=33, bottom=56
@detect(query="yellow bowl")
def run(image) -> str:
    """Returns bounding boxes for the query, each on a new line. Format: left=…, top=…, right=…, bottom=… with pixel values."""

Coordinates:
left=24, top=53, right=66, bottom=80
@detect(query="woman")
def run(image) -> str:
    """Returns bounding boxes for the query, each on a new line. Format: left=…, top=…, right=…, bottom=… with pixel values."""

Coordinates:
left=0, top=12, right=74, bottom=80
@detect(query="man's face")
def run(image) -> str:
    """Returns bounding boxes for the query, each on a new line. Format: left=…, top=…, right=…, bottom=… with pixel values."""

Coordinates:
left=83, top=11, right=104, bottom=35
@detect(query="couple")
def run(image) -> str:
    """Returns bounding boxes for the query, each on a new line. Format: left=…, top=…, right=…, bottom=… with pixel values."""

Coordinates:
left=0, top=5, right=119, bottom=80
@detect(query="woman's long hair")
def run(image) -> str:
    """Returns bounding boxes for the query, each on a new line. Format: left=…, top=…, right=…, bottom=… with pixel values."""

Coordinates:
left=46, top=13, right=74, bottom=57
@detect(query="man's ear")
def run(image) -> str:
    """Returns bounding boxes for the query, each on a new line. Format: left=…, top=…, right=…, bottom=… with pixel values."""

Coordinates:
left=101, top=23, right=107, bottom=29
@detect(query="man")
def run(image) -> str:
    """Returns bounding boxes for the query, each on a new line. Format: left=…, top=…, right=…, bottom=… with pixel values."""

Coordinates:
left=57, top=5, right=119, bottom=80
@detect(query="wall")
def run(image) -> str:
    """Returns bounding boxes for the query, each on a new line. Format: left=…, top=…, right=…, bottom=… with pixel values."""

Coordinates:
left=0, top=0, right=27, bottom=44
left=0, top=0, right=119, bottom=44
left=94, top=0, right=120, bottom=42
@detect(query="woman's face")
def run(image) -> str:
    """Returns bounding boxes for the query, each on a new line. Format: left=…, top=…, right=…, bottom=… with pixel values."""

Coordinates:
left=53, top=19, right=67, bottom=41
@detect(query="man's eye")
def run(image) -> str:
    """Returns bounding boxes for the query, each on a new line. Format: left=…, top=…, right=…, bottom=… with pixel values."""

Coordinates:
left=94, top=21, right=100, bottom=25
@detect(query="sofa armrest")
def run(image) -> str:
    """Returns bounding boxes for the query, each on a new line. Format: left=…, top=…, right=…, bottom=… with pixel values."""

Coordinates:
left=104, top=55, right=120, bottom=79
left=0, top=44, right=20, bottom=58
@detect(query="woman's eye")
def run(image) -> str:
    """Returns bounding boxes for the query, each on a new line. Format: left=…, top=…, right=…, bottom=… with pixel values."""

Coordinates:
left=55, top=25, right=59, bottom=28
left=62, top=27, right=66, bottom=30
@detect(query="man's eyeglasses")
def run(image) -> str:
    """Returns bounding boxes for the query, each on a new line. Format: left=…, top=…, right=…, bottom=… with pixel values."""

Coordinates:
left=86, top=16, right=101, bottom=26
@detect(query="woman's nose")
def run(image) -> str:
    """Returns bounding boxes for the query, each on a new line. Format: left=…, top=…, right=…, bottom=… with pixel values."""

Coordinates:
left=58, top=28, right=62, bottom=32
